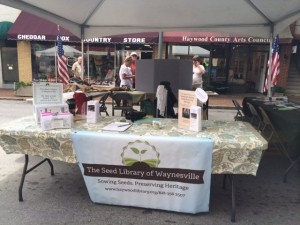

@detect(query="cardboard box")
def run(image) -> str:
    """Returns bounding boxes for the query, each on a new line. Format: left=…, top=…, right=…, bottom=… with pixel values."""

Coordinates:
left=189, top=106, right=202, bottom=132
left=34, top=103, right=69, bottom=124
left=40, top=112, right=73, bottom=131
left=87, top=100, right=100, bottom=123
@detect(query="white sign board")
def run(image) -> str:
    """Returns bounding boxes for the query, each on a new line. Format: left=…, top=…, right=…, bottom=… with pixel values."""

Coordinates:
left=33, top=83, right=64, bottom=105
left=195, top=88, right=208, bottom=103
left=72, top=131, right=213, bottom=213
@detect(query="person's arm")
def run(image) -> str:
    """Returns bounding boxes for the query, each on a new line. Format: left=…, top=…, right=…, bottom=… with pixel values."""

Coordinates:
left=72, top=63, right=76, bottom=72
left=71, top=63, right=77, bottom=76
left=120, top=67, right=135, bottom=80
left=121, top=73, right=135, bottom=80
left=199, top=65, right=206, bottom=74
left=72, top=63, right=81, bottom=78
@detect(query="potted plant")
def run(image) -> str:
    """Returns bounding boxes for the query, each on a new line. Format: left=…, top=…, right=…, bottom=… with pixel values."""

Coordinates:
left=272, top=85, right=285, bottom=96
left=14, top=81, right=33, bottom=97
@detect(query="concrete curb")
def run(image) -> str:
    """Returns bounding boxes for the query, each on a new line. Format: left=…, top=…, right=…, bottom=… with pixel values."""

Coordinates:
left=209, top=106, right=235, bottom=110
left=0, top=97, right=27, bottom=101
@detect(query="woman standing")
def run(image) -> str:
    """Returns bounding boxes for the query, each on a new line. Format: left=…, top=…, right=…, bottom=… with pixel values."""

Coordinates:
left=119, top=56, right=135, bottom=89
left=192, top=55, right=206, bottom=89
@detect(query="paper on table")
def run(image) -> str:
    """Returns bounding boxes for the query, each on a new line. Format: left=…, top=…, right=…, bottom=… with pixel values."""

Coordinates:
left=277, top=106, right=297, bottom=110
left=101, top=122, right=132, bottom=131
left=263, top=101, right=276, bottom=105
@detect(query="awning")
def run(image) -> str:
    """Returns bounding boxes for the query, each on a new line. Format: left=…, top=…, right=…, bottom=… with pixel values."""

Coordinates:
left=7, top=11, right=81, bottom=42
left=7, top=11, right=158, bottom=44
left=0, top=21, right=13, bottom=40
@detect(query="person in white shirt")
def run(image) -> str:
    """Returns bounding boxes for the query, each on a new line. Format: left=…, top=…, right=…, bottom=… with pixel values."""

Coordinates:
left=192, top=55, right=206, bottom=89
left=119, top=56, right=135, bottom=88
left=72, top=56, right=83, bottom=79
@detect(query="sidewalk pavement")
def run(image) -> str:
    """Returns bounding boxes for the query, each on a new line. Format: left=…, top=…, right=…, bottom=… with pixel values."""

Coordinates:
left=0, top=88, right=265, bottom=109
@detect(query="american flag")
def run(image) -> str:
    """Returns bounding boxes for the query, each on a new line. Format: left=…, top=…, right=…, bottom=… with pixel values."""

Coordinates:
left=57, top=30, right=69, bottom=84
left=264, top=35, right=280, bottom=92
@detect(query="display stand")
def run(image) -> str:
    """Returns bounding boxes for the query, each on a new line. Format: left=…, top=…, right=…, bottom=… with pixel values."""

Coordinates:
left=19, top=82, right=65, bottom=201
left=19, top=155, right=54, bottom=201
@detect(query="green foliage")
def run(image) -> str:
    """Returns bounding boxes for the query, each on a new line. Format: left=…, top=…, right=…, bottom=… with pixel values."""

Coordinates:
left=203, top=85, right=216, bottom=92
left=14, top=81, right=32, bottom=91
left=123, top=157, right=138, bottom=166
left=130, top=147, right=139, bottom=154
left=142, top=159, right=160, bottom=168
left=122, top=158, right=159, bottom=167
left=273, top=85, right=285, bottom=93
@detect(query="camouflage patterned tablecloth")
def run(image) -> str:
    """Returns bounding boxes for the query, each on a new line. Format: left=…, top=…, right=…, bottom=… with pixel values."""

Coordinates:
left=0, top=116, right=267, bottom=175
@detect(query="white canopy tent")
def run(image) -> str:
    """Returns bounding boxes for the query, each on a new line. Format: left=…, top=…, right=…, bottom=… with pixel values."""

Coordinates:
left=1, top=0, right=300, bottom=96
left=171, top=46, right=210, bottom=57
left=36, top=45, right=82, bottom=57
left=1, top=0, right=299, bottom=39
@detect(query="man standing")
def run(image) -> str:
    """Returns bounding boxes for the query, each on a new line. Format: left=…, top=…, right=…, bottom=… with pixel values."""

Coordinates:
left=130, top=52, right=138, bottom=88
left=72, top=56, right=83, bottom=79
left=119, top=56, right=135, bottom=89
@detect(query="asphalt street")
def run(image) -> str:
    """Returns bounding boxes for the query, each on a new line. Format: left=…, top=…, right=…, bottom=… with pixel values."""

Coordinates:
left=0, top=100, right=299, bottom=225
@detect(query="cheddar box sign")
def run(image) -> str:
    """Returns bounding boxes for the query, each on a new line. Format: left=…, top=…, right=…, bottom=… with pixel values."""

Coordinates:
left=72, top=131, right=213, bottom=213
left=16, top=34, right=72, bottom=41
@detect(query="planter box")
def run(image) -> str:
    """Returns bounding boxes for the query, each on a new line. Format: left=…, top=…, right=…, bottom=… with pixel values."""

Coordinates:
left=273, top=92, right=285, bottom=97
left=14, top=86, right=33, bottom=97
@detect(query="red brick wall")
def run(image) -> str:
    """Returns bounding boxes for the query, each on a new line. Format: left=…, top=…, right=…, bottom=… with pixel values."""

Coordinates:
left=277, top=44, right=292, bottom=89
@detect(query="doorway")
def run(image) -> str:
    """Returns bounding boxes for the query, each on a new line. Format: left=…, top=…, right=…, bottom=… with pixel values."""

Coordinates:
left=1, top=47, right=19, bottom=83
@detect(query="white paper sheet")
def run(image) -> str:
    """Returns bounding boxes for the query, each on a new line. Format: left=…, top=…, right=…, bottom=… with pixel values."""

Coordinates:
left=101, top=122, right=132, bottom=132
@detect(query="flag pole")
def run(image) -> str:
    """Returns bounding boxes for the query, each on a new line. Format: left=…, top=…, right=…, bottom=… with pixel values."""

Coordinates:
left=87, top=43, right=90, bottom=83
left=55, top=25, right=59, bottom=83
left=81, top=25, right=84, bottom=80
left=54, top=40, right=57, bottom=83
left=267, top=33, right=274, bottom=99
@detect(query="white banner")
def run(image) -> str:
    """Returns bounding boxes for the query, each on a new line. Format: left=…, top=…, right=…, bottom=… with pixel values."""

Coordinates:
left=72, top=131, right=213, bottom=214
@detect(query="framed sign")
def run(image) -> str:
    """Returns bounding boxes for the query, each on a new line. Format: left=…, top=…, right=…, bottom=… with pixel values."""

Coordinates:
left=178, top=90, right=197, bottom=129
left=33, top=83, right=64, bottom=105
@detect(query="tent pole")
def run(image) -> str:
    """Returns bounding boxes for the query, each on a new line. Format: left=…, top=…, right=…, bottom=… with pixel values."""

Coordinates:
left=54, top=42, right=57, bottom=83
left=81, top=25, right=84, bottom=80
left=87, top=44, right=90, bottom=83
left=267, top=32, right=274, bottom=99
left=158, top=32, right=163, bottom=59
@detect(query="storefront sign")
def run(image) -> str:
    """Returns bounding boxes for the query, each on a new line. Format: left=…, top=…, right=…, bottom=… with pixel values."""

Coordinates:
left=84, top=32, right=158, bottom=43
left=85, top=37, right=152, bottom=43
left=16, top=34, right=71, bottom=41
left=180, top=36, right=270, bottom=43
left=72, top=131, right=213, bottom=213
left=164, top=32, right=271, bottom=43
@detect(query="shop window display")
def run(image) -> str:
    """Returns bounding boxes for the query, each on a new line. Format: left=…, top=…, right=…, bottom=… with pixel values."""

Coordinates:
left=31, top=42, right=81, bottom=82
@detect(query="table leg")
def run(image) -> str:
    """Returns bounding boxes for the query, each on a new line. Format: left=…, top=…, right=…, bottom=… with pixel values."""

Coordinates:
left=222, top=174, right=227, bottom=189
left=221, top=174, right=236, bottom=222
left=19, top=154, right=54, bottom=202
left=230, top=175, right=236, bottom=222
left=283, top=156, right=300, bottom=183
